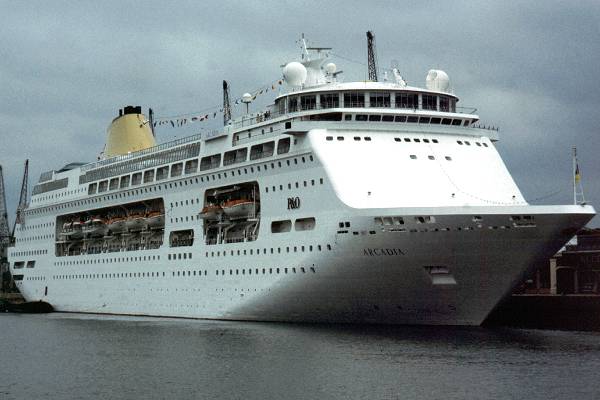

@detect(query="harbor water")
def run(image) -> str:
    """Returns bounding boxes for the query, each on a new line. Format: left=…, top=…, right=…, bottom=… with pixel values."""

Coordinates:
left=1, top=313, right=599, bottom=400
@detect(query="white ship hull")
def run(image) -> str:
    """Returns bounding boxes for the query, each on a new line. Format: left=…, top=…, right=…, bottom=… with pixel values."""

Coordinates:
left=8, top=40, right=595, bottom=325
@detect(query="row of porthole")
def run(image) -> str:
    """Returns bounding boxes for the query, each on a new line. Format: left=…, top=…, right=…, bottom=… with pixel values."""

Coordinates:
left=206, top=244, right=333, bottom=257
left=409, top=154, right=453, bottom=161
left=16, top=234, right=53, bottom=243
left=168, top=253, right=193, bottom=260
left=54, top=254, right=162, bottom=266
left=265, top=177, right=324, bottom=193
left=31, top=187, right=86, bottom=204
left=51, top=266, right=317, bottom=281
left=11, top=249, right=48, bottom=257
left=18, top=221, right=54, bottom=231
left=457, top=140, right=488, bottom=147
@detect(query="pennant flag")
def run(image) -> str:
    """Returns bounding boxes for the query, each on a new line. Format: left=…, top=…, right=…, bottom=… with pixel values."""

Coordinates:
left=575, top=163, right=581, bottom=183
left=213, top=112, right=217, bottom=118
left=170, top=121, right=175, bottom=127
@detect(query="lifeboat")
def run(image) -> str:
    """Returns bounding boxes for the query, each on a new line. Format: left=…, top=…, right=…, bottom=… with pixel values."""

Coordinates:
left=108, top=216, right=127, bottom=234
left=126, top=212, right=147, bottom=231
left=70, top=220, right=84, bottom=239
left=198, top=204, right=222, bottom=219
left=222, top=199, right=258, bottom=218
left=83, top=217, right=108, bottom=237
left=146, top=211, right=165, bottom=229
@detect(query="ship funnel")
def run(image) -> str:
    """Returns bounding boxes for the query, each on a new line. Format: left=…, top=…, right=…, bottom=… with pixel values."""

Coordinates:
left=104, top=105, right=157, bottom=158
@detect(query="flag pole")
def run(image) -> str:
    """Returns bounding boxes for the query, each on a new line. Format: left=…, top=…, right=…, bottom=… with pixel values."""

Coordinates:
left=573, top=147, right=577, bottom=205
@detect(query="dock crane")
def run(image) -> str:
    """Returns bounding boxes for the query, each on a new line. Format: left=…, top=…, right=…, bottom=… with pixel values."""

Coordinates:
left=13, top=160, right=28, bottom=236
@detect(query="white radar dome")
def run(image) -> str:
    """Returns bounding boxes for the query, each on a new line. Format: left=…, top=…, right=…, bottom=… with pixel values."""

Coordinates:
left=325, top=62, right=337, bottom=74
left=425, top=69, right=450, bottom=92
left=283, top=62, right=307, bottom=87
left=242, top=93, right=253, bottom=103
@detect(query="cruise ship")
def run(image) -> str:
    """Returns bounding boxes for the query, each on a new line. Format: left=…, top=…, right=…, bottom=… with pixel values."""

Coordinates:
left=8, top=37, right=595, bottom=325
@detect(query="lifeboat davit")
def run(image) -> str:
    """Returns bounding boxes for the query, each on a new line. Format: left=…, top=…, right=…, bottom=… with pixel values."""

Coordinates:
left=222, top=199, right=258, bottom=218
left=199, top=204, right=222, bottom=219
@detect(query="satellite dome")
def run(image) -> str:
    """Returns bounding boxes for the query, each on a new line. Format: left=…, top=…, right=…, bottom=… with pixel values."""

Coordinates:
left=283, top=62, right=307, bottom=87
left=242, top=93, right=253, bottom=103
left=325, top=62, right=337, bottom=74
left=425, top=69, right=450, bottom=92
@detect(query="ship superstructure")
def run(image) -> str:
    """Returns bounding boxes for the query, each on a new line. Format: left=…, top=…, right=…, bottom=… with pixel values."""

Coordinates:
left=8, top=38, right=595, bottom=325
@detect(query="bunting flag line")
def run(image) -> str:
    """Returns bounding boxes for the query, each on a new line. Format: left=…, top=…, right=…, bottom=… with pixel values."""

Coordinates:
left=153, top=78, right=285, bottom=128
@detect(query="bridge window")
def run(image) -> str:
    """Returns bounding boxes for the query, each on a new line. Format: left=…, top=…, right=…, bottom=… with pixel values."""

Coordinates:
left=320, top=93, right=339, bottom=108
left=370, top=92, right=390, bottom=108
left=368, top=115, right=381, bottom=122
left=395, top=93, right=418, bottom=109
left=289, top=97, right=298, bottom=112
left=170, top=163, right=183, bottom=177
left=344, top=92, right=365, bottom=108
left=422, top=95, right=437, bottom=110
left=300, top=95, right=316, bottom=110
left=439, top=96, right=450, bottom=112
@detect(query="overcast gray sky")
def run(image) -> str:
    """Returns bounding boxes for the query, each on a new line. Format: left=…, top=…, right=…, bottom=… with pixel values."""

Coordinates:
left=1, top=1, right=599, bottom=226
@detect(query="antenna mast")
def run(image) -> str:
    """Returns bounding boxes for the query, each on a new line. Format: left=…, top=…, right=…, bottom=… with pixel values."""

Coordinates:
left=223, top=80, right=232, bottom=125
left=367, top=31, right=378, bottom=82
left=12, top=159, right=28, bottom=235
left=0, top=166, right=10, bottom=253
left=573, top=147, right=585, bottom=205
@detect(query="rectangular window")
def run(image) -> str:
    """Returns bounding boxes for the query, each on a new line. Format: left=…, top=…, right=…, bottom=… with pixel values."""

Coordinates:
left=119, top=175, right=130, bottom=188
left=26, top=260, right=35, bottom=268
left=300, top=95, right=316, bottom=110
left=439, top=96, right=450, bottom=112
left=109, top=178, right=119, bottom=191
left=344, top=92, right=365, bottom=107
left=250, top=141, right=275, bottom=160
left=277, top=138, right=290, bottom=154
left=355, top=114, right=368, bottom=121
left=369, top=92, right=390, bottom=108
left=271, top=220, right=292, bottom=233
left=169, top=229, right=194, bottom=247
left=98, top=180, right=108, bottom=192
left=294, top=217, right=316, bottom=231
left=289, top=97, right=298, bottom=112
left=368, top=115, right=381, bottom=121
left=156, top=166, right=169, bottom=181
left=170, top=163, right=183, bottom=177
left=395, top=93, right=418, bottom=109
left=143, top=170, right=154, bottom=183
left=422, top=94, right=437, bottom=110
left=88, top=183, right=97, bottom=195
left=13, top=261, right=24, bottom=269
left=381, top=115, right=394, bottom=122
left=224, top=148, right=248, bottom=166
left=131, top=172, right=142, bottom=186
left=185, top=159, right=198, bottom=174
left=320, top=93, right=339, bottom=108
left=200, top=154, right=221, bottom=171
